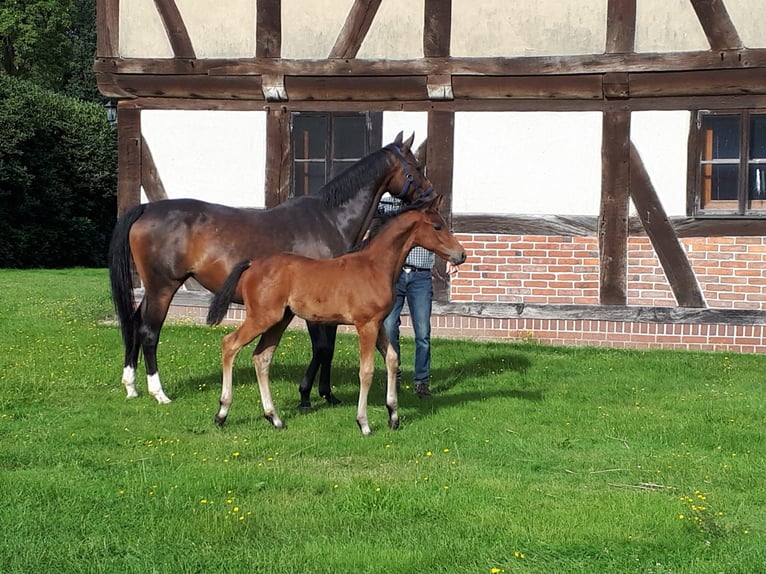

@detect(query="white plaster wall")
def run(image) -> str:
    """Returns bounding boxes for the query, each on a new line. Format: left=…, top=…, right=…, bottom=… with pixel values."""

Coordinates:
left=382, top=111, right=428, bottom=150
left=452, top=112, right=603, bottom=215
left=138, top=110, right=690, bottom=218
left=451, top=0, right=607, bottom=57
left=630, top=111, right=690, bottom=217
left=635, top=0, right=708, bottom=52
left=726, top=0, right=766, bottom=48
left=141, top=110, right=267, bottom=207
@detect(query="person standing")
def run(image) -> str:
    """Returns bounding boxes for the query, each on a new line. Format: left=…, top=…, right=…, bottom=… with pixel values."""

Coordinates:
left=378, top=194, right=457, bottom=397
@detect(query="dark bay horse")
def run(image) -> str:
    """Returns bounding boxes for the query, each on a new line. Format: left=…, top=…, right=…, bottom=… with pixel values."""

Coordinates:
left=206, top=195, right=466, bottom=435
left=108, top=132, right=433, bottom=405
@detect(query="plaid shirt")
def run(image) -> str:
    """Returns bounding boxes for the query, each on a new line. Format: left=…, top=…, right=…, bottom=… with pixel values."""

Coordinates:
left=377, top=195, right=436, bottom=270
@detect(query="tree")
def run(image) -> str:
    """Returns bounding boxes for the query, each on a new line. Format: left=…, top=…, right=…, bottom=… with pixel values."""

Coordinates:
left=0, top=75, right=117, bottom=268
left=0, top=0, right=99, bottom=101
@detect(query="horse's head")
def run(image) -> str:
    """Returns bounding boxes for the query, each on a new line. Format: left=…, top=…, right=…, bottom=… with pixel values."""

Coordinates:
left=385, top=132, right=435, bottom=204
left=407, top=195, right=466, bottom=266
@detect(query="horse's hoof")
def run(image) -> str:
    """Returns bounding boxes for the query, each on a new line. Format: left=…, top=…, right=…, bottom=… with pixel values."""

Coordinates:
left=389, top=417, right=400, bottom=430
left=298, top=398, right=312, bottom=409
left=264, top=414, right=286, bottom=429
left=214, top=414, right=227, bottom=427
left=324, top=393, right=342, bottom=406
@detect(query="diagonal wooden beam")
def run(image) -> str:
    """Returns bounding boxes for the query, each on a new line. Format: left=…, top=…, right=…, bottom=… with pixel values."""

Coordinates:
left=153, top=0, right=195, bottom=58
left=605, top=0, right=636, bottom=54
left=689, top=0, right=743, bottom=51
left=329, top=0, right=382, bottom=58
left=141, top=137, right=168, bottom=202
left=629, top=143, right=706, bottom=308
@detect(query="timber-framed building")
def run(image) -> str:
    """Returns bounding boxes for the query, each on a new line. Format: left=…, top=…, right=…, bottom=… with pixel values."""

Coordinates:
left=96, top=0, right=766, bottom=352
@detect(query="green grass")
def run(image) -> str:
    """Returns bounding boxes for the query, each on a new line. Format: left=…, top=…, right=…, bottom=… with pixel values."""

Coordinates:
left=1, top=268, right=764, bottom=573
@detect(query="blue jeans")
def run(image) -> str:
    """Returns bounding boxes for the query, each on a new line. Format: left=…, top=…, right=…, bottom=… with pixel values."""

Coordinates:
left=383, top=269, right=432, bottom=385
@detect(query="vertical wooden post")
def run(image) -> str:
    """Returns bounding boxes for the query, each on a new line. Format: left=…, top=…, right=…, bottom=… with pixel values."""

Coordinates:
left=599, top=109, right=630, bottom=305
left=265, top=107, right=291, bottom=208
left=427, top=111, right=455, bottom=301
left=116, top=106, right=142, bottom=217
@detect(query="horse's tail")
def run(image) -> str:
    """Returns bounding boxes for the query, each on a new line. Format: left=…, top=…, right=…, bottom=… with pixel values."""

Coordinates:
left=207, top=260, right=252, bottom=326
left=108, top=204, right=147, bottom=349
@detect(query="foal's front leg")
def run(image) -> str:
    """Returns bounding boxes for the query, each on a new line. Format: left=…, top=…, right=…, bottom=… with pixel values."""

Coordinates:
left=356, top=323, right=388, bottom=435
left=377, top=326, right=400, bottom=430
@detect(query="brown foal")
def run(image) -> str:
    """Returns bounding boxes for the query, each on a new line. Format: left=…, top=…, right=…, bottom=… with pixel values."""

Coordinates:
left=206, top=195, right=466, bottom=435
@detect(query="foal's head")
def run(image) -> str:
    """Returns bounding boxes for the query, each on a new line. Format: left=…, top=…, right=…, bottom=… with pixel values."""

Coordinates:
left=400, top=195, right=466, bottom=266
left=385, top=132, right=435, bottom=204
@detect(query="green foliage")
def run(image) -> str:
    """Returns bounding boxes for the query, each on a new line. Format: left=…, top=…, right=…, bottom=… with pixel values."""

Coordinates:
left=0, top=0, right=99, bottom=101
left=0, top=75, right=117, bottom=267
left=0, top=269, right=764, bottom=574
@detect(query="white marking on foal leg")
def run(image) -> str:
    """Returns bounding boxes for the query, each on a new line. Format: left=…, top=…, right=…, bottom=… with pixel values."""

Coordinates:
left=147, top=373, right=172, bottom=404
left=122, top=366, right=138, bottom=399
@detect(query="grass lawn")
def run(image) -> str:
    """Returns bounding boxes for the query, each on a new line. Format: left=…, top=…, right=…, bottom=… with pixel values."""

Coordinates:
left=0, top=268, right=763, bottom=573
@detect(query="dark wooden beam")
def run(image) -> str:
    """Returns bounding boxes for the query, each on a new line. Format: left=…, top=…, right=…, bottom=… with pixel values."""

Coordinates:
left=599, top=110, right=631, bottom=305
left=429, top=301, right=766, bottom=325
left=452, top=213, right=766, bottom=238
left=116, top=105, right=141, bottom=217
left=606, top=0, right=636, bottom=53
left=629, top=143, right=705, bottom=308
left=424, top=0, right=451, bottom=57
left=329, top=0, right=382, bottom=58
left=256, top=0, right=281, bottom=58
left=97, top=48, right=766, bottom=77
left=690, top=0, right=743, bottom=51
left=96, top=0, right=119, bottom=58
left=264, top=107, right=290, bottom=208
left=426, top=110, right=455, bottom=301
left=152, top=0, right=195, bottom=59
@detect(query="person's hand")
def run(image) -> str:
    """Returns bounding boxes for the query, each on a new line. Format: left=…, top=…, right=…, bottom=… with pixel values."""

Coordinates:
left=446, top=261, right=459, bottom=276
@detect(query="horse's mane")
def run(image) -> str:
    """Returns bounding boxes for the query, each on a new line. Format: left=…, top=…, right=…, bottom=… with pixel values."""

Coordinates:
left=313, top=144, right=397, bottom=208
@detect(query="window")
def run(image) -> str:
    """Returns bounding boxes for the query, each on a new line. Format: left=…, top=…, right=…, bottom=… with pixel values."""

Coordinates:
left=291, top=112, right=382, bottom=197
left=696, top=110, right=766, bottom=215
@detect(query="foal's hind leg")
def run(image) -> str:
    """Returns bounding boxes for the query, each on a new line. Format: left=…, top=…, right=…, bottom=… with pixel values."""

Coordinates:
left=252, top=314, right=293, bottom=429
left=299, top=324, right=341, bottom=408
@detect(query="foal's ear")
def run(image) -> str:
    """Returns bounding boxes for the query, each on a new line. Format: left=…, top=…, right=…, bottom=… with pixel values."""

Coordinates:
left=428, top=194, right=444, bottom=212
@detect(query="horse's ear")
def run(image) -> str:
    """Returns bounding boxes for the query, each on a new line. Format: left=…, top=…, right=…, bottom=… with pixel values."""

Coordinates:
left=415, top=138, right=427, bottom=165
left=402, top=132, right=415, bottom=152
left=393, top=131, right=403, bottom=146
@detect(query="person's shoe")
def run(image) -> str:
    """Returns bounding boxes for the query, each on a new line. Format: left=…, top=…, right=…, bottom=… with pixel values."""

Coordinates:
left=414, top=382, right=431, bottom=398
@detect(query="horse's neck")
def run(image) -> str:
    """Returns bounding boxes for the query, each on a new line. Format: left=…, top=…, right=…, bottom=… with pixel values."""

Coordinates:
left=320, top=155, right=393, bottom=248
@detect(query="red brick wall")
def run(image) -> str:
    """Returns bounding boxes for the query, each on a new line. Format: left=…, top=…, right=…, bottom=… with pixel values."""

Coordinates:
left=168, top=234, right=766, bottom=353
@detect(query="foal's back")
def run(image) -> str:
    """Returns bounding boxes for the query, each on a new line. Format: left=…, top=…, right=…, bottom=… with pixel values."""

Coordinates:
left=241, top=251, right=391, bottom=326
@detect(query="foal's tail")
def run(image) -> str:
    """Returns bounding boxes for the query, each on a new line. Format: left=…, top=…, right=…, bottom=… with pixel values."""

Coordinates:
left=206, top=260, right=252, bottom=326
left=108, top=204, right=147, bottom=350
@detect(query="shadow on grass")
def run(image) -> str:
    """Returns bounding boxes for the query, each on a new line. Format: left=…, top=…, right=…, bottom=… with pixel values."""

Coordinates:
left=181, top=344, right=542, bottom=428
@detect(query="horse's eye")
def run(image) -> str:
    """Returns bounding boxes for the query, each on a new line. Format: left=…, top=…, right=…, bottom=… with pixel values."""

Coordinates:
left=433, top=224, right=442, bottom=231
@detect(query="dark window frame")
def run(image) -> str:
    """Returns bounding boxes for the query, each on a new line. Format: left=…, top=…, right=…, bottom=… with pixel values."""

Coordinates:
left=691, top=109, right=766, bottom=218
left=290, top=111, right=383, bottom=198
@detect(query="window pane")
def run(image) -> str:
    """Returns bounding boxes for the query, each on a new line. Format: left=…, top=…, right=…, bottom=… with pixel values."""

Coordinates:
left=750, top=115, right=766, bottom=159
left=293, top=116, right=327, bottom=160
left=704, top=164, right=739, bottom=201
left=701, top=115, right=740, bottom=160
left=333, top=116, right=367, bottom=159
left=294, top=162, right=325, bottom=196
left=750, top=165, right=766, bottom=200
